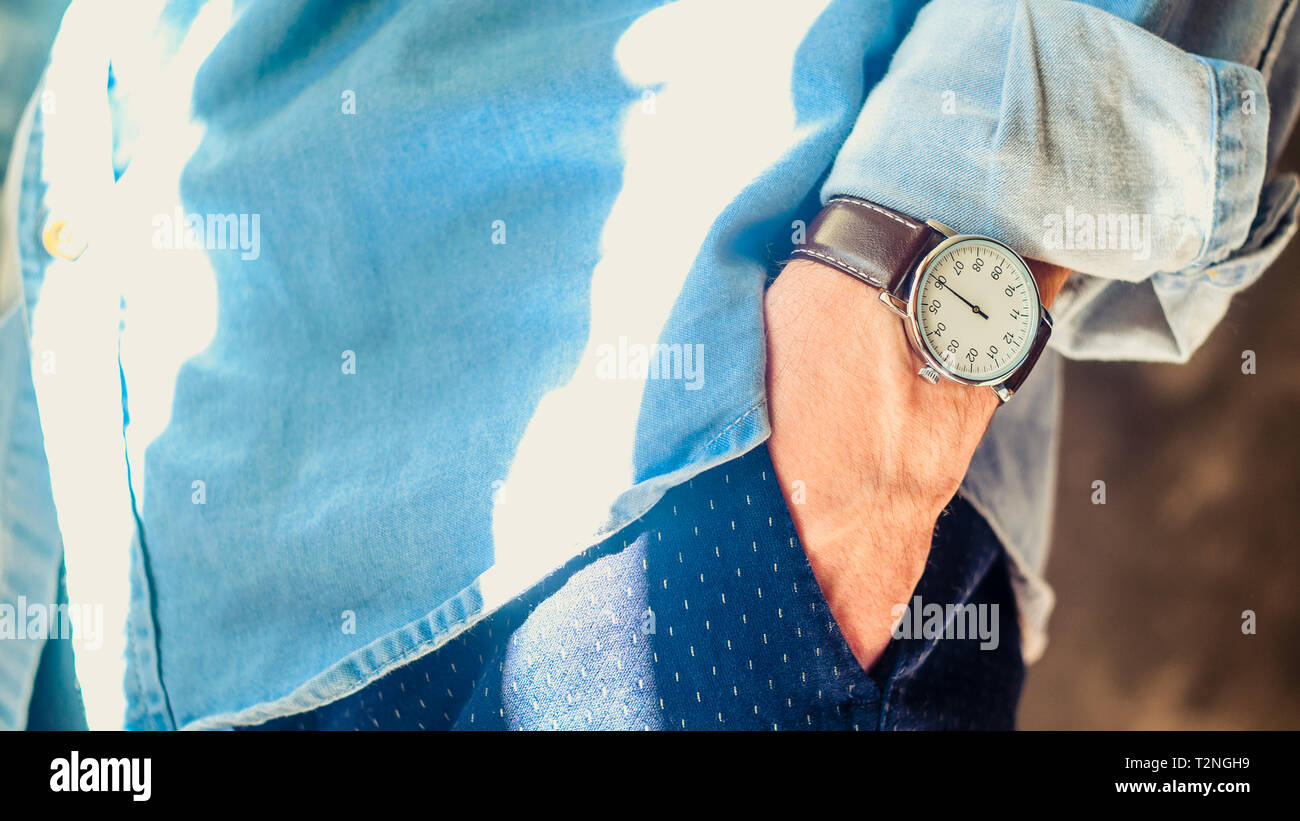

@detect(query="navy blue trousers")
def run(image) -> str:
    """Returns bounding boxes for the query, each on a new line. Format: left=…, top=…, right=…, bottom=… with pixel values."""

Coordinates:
left=246, top=442, right=1024, bottom=730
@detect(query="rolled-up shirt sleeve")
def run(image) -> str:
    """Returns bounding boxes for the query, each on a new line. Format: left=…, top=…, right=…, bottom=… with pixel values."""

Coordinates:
left=821, top=0, right=1298, bottom=362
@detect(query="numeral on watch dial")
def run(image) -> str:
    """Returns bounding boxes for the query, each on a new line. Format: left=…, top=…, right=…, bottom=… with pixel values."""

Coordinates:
left=914, top=238, right=1037, bottom=382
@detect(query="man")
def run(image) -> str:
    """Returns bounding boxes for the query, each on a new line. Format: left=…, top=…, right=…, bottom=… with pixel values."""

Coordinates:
left=1, top=0, right=1296, bottom=730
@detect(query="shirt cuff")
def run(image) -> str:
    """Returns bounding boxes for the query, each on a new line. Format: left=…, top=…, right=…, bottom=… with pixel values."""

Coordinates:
left=819, top=0, right=1285, bottom=363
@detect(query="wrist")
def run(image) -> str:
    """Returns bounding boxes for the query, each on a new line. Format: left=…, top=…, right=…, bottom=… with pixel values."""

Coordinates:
left=1026, top=258, right=1071, bottom=309
left=766, top=258, right=995, bottom=526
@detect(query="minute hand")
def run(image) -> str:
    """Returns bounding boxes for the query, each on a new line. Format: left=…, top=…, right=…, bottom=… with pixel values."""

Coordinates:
left=942, top=283, right=989, bottom=319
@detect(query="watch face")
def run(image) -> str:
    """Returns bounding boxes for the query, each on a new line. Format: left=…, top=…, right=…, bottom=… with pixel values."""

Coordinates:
left=912, top=237, right=1039, bottom=383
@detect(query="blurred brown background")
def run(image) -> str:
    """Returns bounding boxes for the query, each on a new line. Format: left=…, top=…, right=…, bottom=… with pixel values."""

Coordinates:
left=1019, top=139, right=1300, bottom=729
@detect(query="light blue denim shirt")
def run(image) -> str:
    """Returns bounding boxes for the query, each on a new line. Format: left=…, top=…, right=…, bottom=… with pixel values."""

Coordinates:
left=0, top=0, right=1295, bottom=729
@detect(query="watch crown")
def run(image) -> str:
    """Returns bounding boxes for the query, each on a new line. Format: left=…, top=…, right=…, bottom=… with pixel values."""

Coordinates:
left=918, top=365, right=941, bottom=384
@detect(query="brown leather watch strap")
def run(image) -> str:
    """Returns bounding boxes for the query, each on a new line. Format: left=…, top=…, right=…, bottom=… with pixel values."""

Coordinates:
left=1002, top=310, right=1052, bottom=395
left=790, top=196, right=943, bottom=294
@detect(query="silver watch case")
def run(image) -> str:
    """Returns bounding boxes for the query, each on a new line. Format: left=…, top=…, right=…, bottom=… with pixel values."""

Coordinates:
left=878, top=221, right=1052, bottom=400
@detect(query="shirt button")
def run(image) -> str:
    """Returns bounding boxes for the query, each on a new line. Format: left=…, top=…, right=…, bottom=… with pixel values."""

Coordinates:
left=42, top=217, right=88, bottom=260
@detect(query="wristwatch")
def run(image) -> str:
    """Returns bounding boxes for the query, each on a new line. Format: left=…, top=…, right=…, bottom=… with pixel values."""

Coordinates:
left=790, top=196, right=1052, bottom=403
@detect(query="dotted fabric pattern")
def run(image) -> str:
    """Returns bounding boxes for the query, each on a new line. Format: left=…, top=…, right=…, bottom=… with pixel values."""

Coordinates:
left=244, top=443, right=1023, bottom=731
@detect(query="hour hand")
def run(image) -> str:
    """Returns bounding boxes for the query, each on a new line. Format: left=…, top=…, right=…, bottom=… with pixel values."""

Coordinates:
left=944, top=284, right=990, bottom=320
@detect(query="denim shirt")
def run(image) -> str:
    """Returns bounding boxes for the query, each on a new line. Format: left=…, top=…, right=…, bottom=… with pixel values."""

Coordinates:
left=0, top=0, right=1294, bottom=729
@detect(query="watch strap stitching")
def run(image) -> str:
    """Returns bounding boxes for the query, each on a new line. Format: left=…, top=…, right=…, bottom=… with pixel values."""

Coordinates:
left=826, top=196, right=921, bottom=230
left=789, top=246, right=885, bottom=288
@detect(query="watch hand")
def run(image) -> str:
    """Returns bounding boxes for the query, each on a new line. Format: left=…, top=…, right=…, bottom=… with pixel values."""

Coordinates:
left=942, top=284, right=990, bottom=319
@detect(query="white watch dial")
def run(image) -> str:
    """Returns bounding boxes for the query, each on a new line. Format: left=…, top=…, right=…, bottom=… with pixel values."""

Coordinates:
left=913, top=238, right=1038, bottom=383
